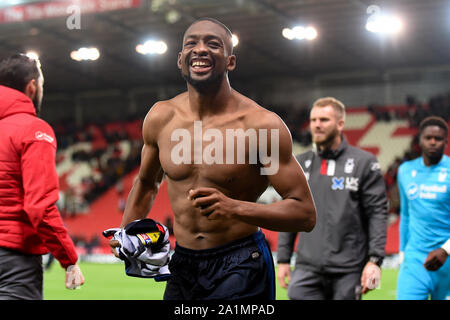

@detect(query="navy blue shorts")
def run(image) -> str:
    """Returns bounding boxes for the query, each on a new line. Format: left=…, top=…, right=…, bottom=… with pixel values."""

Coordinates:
left=163, top=230, right=275, bottom=300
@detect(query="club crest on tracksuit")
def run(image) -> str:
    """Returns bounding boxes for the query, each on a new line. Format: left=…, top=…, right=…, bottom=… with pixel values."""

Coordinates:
left=344, top=158, right=355, bottom=174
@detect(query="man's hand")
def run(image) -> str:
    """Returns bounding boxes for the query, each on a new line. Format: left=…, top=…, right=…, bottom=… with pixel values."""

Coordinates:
left=65, top=264, right=85, bottom=290
left=424, top=248, right=448, bottom=271
left=103, top=227, right=121, bottom=258
left=109, top=239, right=121, bottom=258
left=360, top=261, right=381, bottom=294
left=188, top=188, right=238, bottom=220
left=276, top=263, right=291, bottom=289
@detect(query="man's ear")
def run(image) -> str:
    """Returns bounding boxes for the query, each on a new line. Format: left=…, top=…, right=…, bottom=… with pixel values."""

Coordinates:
left=227, top=55, right=236, bottom=72
left=24, top=79, right=37, bottom=100
left=177, top=52, right=182, bottom=70
left=337, top=117, right=345, bottom=132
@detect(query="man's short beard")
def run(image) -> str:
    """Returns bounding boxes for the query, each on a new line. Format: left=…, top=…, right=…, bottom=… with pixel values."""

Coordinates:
left=424, top=149, right=444, bottom=164
left=181, top=70, right=224, bottom=93
left=314, top=127, right=340, bottom=150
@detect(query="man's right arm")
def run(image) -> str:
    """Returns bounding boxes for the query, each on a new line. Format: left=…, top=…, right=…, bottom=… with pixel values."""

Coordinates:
left=119, top=103, right=165, bottom=228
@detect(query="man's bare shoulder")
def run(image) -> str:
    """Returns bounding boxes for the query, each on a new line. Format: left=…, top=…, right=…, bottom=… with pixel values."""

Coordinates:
left=146, top=93, right=187, bottom=122
left=143, top=92, right=188, bottom=141
left=234, top=91, right=287, bottom=131
left=234, top=91, right=293, bottom=160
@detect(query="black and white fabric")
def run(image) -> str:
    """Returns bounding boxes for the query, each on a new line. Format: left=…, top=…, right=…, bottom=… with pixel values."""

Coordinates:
left=103, top=219, right=171, bottom=281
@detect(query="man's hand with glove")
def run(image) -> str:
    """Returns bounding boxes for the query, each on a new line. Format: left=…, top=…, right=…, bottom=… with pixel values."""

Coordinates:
left=65, top=264, right=85, bottom=290
left=360, top=261, right=381, bottom=294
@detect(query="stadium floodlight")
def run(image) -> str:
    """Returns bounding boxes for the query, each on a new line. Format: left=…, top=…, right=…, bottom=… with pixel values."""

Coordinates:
left=305, top=26, right=318, bottom=40
left=282, top=28, right=295, bottom=40
left=70, top=47, right=100, bottom=61
left=365, top=5, right=403, bottom=34
left=136, top=40, right=168, bottom=55
left=282, top=25, right=318, bottom=41
left=232, top=34, right=239, bottom=47
left=292, top=26, right=306, bottom=40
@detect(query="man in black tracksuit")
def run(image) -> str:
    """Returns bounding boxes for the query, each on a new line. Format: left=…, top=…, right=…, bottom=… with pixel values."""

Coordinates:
left=277, top=97, right=388, bottom=300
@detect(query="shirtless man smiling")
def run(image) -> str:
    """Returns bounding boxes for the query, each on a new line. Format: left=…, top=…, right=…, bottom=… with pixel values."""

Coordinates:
left=111, top=17, right=316, bottom=300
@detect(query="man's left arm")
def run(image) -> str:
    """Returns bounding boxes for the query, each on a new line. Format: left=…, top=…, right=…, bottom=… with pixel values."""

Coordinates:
left=238, top=114, right=316, bottom=232
left=189, top=113, right=316, bottom=232
left=359, top=156, right=388, bottom=293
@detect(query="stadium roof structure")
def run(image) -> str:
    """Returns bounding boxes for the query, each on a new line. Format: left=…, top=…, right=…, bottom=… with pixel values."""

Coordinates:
left=0, top=0, right=449, bottom=95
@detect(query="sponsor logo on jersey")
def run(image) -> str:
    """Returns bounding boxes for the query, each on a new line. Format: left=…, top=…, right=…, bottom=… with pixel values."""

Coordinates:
left=331, top=176, right=359, bottom=191
left=345, top=177, right=359, bottom=191
left=332, top=177, right=344, bottom=190
left=407, top=183, right=419, bottom=200
left=407, top=182, right=446, bottom=200
left=137, top=232, right=160, bottom=246
left=35, top=131, right=54, bottom=143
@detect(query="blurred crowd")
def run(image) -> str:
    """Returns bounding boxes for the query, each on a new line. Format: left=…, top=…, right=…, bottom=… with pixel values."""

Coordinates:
left=373, top=91, right=449, bottom=220
left=53, top=115, right=143, bottom=217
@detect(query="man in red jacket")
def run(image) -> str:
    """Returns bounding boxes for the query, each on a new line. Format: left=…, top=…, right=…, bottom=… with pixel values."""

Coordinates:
left=0, top=54, right=84, bottom=299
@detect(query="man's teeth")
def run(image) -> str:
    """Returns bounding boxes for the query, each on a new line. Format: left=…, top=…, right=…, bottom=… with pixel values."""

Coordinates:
left=192, top=61, right=210, bottom=67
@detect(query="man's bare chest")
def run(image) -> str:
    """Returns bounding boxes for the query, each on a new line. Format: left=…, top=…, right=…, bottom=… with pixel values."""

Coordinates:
left=157, top=117, right=279, bottom=180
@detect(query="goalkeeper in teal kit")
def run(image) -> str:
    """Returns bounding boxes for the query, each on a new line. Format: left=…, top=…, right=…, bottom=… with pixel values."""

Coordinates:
left=397, top=116, right=450, bottom=300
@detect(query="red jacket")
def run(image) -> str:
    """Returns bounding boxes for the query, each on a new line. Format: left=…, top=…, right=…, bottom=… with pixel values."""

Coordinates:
left=0, top=85, right=78, bottom=268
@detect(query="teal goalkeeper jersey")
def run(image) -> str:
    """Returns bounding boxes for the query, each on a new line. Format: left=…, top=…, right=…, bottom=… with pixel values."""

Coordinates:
left=397, top=155, right=450, bottom=255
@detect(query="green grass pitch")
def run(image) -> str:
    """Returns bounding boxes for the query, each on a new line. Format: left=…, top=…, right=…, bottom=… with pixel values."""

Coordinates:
left=43, top=262, right=399, bottom=300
